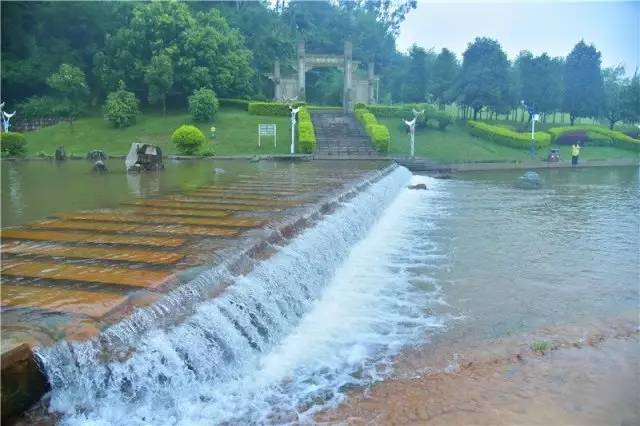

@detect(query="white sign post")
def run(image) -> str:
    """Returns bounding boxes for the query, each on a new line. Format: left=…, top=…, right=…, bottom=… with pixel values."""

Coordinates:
left=258, top=124, right=277, bottom=148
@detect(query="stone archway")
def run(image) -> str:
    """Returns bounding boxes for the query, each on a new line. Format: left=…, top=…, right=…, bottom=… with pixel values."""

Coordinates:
left=270, top=40, right=378, bottom=113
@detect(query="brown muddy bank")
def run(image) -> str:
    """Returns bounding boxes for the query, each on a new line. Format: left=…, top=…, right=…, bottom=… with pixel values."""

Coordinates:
left=318, top=319, right=639, bottom=425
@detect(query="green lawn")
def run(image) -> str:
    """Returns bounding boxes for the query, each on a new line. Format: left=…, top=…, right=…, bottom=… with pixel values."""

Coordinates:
left=23, top=108, right=294, bottom=156
left=381, top=119, right=639, bottom=162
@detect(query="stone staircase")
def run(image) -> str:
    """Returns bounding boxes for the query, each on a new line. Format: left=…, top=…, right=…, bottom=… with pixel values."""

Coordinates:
left=310, top=111, right=378, bottom=158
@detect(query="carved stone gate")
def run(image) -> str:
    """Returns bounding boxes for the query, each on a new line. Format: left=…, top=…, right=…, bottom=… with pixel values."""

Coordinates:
left=270, top=40, right=378, bottom=113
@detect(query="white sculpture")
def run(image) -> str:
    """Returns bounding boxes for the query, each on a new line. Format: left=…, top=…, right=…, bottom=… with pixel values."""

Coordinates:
left=2, top=111, right=16, bottom=133
left=289, top=106, right=301, bottom=155
left=404, top=109, right=424, bottom=157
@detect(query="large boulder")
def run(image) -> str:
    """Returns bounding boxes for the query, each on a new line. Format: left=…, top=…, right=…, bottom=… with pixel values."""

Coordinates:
left=516, top=171, right=543, bottom=189
left=125, top=143, right=163, bottom=172
left=87, top=149, right=107, bottom=162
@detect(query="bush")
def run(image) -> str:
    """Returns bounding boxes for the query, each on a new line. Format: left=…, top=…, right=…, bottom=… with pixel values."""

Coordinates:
left=219, top=98, right=250, bottom=110
left=433, top=110, right=452, bottom=130
left=467, top=120, right=551, bottom=149
left=19, top=96, right=59, bottom=120
left=188, top=88, right=219, bottom=122
left=172, top=125, right=205, bottom=155
left=548, top=125, right=639, bottom=151
left=354, top=106, right=390, bottom=153
left=555, top=131, right=588, bottom=145
left=103, top=81, right=139, bottom=128
left=296, top=107, right=316, bottom=153
left=0, top=132, right=27, bottom=156
left=248, top=101, right=305, bottom=116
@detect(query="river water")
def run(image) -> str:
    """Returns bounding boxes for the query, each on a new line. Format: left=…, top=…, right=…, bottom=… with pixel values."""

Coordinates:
left=23, top=164, right=640, bottom=424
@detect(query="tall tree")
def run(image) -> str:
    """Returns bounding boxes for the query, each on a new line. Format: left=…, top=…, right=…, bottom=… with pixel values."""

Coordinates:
left=457, top=37, right=511, bottom=120
left=601, top=66, right=627, bottom=129
left=145, top=55, right=173, bottom=114
left=46, top=63, right=88, bottom=124
left=430, top=48, right=459, bottom=108
left=562, top=40, right=605, bottom=125
left=402, top=45, right=430, bottom=102
left=620, top=70, right=640, bottom=124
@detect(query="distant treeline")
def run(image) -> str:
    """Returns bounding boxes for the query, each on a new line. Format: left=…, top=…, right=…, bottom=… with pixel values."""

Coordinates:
left=1, top=1, right=638, bottom=129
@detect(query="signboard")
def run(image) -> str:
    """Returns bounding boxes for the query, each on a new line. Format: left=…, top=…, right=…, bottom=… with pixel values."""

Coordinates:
left=258, top=124, right=277, bottom=147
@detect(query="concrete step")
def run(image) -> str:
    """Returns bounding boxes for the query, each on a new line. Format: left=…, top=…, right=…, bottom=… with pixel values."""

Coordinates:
left=310, top=111, right=377, bottom=157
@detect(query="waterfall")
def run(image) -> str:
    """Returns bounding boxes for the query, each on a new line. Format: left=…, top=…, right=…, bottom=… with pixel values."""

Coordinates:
left=36, top=166, right=450, bottom=425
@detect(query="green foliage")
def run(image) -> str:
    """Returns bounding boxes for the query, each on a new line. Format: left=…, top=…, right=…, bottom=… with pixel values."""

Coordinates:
left=363, top=104, right=452, bottom=130
left=621, top=71, right=640, bottom=124
left=19, top=96, right=59, bottom=120
left=188, top=88, right=219, bottom=122
left=219, top=98, right=250, bottom=110
left=547, top=125, right=640, bottom=151
left=563, top=41, right=605, bottom=124
left=431, top=48, right=460, bottom=106
left=248, top=102, right=306, bottom=116
left=0, top=132, right=27, bottom=156
left=458, top=38, right=512, bottom=118
left=46, top=63, right=88, bottom=123
left=515, top=51, right=564, bottom=116
left=145, top=54, right=173, bottom=114
left=530, top=341, right=551, bottom=353
left=467, top=120, right=551, bottom=149
left=171, top=124, right=205, bottom=155
left=354, top=107, right=390, bottom=152
left=296, top=107, right=316, bottom=154
left=103, top=81, right=140, bottom=128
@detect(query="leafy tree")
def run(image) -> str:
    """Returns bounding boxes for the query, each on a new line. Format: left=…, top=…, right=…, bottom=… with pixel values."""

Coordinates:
left=145, top=55, right=173, bottom=115
left=602, top=66, right=627, bottom=129
left=457, top=37, right=511, bottom=120
left=188, top=88, right=219, bottom=122
left=620, top=70, right=640, bottom=124
left=46, top=63, right=88, bottom=124
left=563, top=40, right=605, bottom=125
left=172, top=124, right=205, bottom=155
left=515, top=52, right=564, bottom=120
left=401, top=45, right=431, bottom=102
left=430, top=48, right=459, bottom=107
left=103, top=81, right=139, bottom=128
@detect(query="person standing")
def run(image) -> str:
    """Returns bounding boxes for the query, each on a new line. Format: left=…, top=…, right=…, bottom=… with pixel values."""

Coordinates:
left=571, top=142, right=581, bottom=166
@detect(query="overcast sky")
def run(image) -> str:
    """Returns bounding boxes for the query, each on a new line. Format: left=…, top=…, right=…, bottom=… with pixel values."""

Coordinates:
left=397, top=1, right=639, bottom=74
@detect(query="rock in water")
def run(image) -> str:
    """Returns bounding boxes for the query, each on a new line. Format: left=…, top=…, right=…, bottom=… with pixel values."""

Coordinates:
left=516, top=171, right=543, bottom=189
left=408, top=183, right=428, bottom=190
left=87, top=150, right=107, bottom=162
left=213, top=168, right=225, bottom=175
left=92, top=160, right=108, bottom=174
left=250, top=155, right=260, bottom=163
left=55, top=146, right=66, bottom=161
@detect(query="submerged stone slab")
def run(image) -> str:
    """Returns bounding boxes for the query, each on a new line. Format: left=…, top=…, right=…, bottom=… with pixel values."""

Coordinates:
left=32, top=220, right=240, bottom=238
left=164, top=197, right=298, bottom=208
left=1, top=260, right=174, bottom=289
left=134, top=208, right=231, bottom=218
left=1, top=230, right=186, bottom=247
left=2, top=241, right=184, bottom=265
left=57, top=213, right=264, bottom=229
left=1, top=282, right=127, bottom=319
left=124, top=200, right=283, bottom=212
left=193, top=188, right=304, bottom=197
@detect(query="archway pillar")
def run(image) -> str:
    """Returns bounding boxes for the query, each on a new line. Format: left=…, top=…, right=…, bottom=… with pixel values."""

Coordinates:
left=297, top=39, right=306, bottom=101
left=343, top=41, right=353, bottom=113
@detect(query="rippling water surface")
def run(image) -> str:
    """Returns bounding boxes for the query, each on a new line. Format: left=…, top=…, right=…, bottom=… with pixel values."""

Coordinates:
left=34, top=165, right=639, bottom=425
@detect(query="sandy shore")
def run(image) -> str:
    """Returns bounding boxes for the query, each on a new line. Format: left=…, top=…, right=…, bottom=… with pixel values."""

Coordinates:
left=318, top=319, right=639, bottom=425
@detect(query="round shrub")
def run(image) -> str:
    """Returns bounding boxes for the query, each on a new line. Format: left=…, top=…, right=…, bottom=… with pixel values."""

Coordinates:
left=172, top=125, right=205, bottom=155
left=0, top=132, right=27, bottom=156
left=188, top=88, right=219, bottom=122
left=103, top=81, right=140, bottom=128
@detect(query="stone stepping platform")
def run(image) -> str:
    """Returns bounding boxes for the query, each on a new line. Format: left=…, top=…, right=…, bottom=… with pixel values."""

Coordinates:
left=163, top=196, right=298, bottom=208
left=124, top=200, right=284, bottom=212
left=56, top=212, right=265, bottom=229
left=178, top=192, right=298, bottom=202
left=1, top=282, right=127, bottom=319
left=1, top=241, right=184, bottom=265
left=1, top=230, right=186, bottom=248
left=1, top=260, right=173, bottom=289
left=134, top=208, right=231, bottom=218
left=31, top=220, right=240, bottom=238
left=192, top=188, right=304, bottom=197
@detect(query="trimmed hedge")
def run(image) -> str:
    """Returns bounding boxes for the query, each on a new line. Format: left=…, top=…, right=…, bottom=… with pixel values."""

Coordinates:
left=354, top=107, right=390, bottom=153
left=219, top=98, right=250, bottom=110
left=548, top=125, right=640, bottom=151
left=467, top=121, right=551, bottom=149
left=248, top=101, right=306, bottom=116
left=296, top=107, right=316, bottom=153
left=0, top=132, right=27, bottom=156
left=365, top=104, right=452, bottom=130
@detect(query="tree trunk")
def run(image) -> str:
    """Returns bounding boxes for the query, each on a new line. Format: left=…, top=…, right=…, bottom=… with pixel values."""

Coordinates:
left=570, top=114, right=575, bottom=126
left=553, top=112, right=556, bottom=124
left=473, top=108, right=478, bottom=120
left=609, top=118, right=615, bottom=130
left=162, top=95, right=166, bottom=116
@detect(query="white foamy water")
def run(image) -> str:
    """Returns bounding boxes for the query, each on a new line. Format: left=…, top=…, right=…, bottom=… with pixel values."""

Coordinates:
left=36, top=168, right=450, bottom=425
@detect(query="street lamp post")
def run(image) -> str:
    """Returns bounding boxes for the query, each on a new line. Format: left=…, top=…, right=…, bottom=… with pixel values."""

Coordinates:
left=403, top=108, right=424, bottom=158
left=289, top=106, right=300, bottom=155
left=521, top=100, right=539, bottom=160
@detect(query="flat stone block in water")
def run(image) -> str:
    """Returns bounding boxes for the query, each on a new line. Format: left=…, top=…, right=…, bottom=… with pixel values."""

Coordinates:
left=516, top=171, right=543, bottom=189
left=1, top=229, right=186, bottom=247
left=1, top=260, right=174, bottom=289
left=125, top=200, right=284, bottom=212
left=2, top=241, right=184, bottom=265
left=1, top=282, right=128, bottom=319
